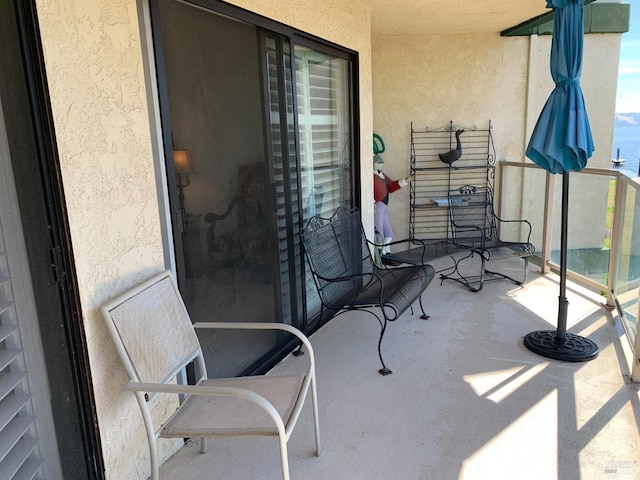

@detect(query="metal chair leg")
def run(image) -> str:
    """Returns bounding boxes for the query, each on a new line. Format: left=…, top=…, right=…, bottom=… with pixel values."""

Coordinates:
left=418, top=295, right=430, bottom=320
left=377, top=316, right=392, bottom=376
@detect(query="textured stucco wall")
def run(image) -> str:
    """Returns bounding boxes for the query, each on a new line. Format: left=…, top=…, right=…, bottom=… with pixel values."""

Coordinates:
left=34, top=0, right=178, bottom=478
left=372, top=32, right=531, bottom=241
left=372, top=31, right=620, bottom=249
left=34, top=0, right=373, bottom=479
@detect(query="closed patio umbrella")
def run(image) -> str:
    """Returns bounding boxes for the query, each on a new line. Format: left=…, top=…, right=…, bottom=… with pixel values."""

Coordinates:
left=523, top=0, right=599, bottom=361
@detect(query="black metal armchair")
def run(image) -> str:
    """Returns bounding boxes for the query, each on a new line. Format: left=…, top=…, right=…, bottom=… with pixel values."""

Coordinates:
left=439, top=185, right=535, bottom=292
left=301, top=207, right=435, bottom=375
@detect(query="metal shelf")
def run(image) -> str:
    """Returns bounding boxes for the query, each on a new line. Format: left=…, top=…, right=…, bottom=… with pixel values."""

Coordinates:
left=410, top=120, right=495, bottom=241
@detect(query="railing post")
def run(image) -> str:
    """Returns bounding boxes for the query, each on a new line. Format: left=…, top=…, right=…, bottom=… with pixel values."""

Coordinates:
left=633, top=310, right=640, bottom=382
left=607, top=175, right=625, bottom=308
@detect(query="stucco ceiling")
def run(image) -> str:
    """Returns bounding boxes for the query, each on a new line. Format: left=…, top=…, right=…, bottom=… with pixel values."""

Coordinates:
left=360, top=0, right=551, bottom=35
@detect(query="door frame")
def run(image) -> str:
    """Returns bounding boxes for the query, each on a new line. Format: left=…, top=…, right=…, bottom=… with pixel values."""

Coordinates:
left=0, top=1, right=104, bottom=478
left=148, top=0, right=361, bottom=374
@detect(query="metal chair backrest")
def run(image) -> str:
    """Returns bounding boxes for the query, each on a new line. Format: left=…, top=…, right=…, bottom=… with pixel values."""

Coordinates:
left=301, top=207, right=374, bottom=307
left=102, top=272, right=206, bottom=392
left=448, top=184, right=499, bottom=249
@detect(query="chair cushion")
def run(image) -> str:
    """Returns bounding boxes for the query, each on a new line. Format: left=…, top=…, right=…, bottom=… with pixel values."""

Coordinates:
left=160, top=375, right=305, bottom=438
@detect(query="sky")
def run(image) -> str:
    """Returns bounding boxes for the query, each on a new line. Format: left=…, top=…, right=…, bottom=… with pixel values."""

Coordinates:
left=616, top=0, right=640, bottom=113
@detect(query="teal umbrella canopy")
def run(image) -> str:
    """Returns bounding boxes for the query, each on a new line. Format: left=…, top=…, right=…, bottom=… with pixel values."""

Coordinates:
left=526, top=0, right=595, bottom=173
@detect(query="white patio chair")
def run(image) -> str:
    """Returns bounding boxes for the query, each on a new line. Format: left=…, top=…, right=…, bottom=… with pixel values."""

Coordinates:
left=100, top=270, right=320, bottom=480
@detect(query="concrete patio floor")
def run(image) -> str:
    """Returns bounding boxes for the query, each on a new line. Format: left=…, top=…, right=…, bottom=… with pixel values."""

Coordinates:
left=159, top=258, right=640, bottom=479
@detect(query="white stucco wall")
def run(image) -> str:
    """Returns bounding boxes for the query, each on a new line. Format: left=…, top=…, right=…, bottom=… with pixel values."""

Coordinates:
left=372, top=31, right=621, bottom=250
left=33, top=0, right=373, bottom=478
left=372, top=32, right=532, bottom=241
left=34, top=0, right=175, bottom=478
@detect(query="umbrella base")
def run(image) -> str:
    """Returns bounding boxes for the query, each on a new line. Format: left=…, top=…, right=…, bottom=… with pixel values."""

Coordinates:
left=524, top=330, right=599, bottom=362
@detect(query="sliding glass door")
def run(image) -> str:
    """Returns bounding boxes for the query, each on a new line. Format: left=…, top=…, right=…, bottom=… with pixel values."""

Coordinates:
left=294, top=44, right=354, bottom=327
left=152, top=0, right=356, bottom=376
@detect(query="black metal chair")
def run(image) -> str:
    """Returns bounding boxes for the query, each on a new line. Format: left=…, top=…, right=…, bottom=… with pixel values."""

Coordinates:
left=301, top=207, right=435, bottom=375
left=439, top=184, right=535, bottom=292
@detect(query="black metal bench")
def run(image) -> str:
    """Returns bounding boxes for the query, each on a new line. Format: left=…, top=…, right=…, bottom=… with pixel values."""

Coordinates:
left=439, top=184, right=535, bottom=292
left=301, top=207, right=435, bottom=375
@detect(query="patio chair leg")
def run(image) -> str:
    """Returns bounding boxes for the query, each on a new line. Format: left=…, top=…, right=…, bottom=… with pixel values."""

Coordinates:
left=478, top=257, right=486, bottom=291
left=200, top=437, right=208, bottom=454
left=483, top=256, right=529, bottom=287
left=376, top=314, right=392, bottom=375
left=311, top=375, right=322, bottom=456
left=139, top=394, right=160, bottom=480
left=279, top=436, right=290, bottom=480
left=149, top=445, right=159, bottom=480
left=440, top=251, right=485, bottom=292
left=418, top=296, right=430, bottom=320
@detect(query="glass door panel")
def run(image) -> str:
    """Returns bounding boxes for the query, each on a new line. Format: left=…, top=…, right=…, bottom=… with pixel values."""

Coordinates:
left=295, top=44, right=353, bottom=327
left=154, top=0, right=356, bottom=373
left=158, top=0, right=280, bottom=377
left=261, top=33, right=301, bottom=331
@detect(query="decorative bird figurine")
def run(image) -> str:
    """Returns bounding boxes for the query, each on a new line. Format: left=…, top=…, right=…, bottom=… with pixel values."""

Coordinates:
left=438, top=129, right=464, bottom=165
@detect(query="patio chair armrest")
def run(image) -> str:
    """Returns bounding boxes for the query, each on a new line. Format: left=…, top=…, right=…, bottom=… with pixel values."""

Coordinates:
left=369, top=237, right=433, bottom=266
left=493, top=215, right=533, bottom=243
left=124, top=382, right=285, bottom=432
left=313, top=271, right=381, bottom=286
left=193, top=322, right=315, bottom=363
left=452, top=223, right=484, bottom=233
left=367, top=236, right=426, bottom=249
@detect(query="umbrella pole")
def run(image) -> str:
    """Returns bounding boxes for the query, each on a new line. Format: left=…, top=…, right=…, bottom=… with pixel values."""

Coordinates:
left=523, top=172, right=599, bottom=362
left=556, top=172, right=569, bottom=343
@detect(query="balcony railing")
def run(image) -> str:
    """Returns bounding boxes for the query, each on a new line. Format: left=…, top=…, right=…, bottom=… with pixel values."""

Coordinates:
left=498, top=161, right=640, bottom=382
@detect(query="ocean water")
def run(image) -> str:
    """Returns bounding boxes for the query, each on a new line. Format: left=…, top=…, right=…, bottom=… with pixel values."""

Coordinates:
left=611, top=124, right=640, bottom=177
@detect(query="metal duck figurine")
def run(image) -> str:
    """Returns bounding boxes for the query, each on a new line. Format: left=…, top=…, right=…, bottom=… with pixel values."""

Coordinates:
left=438, top=129, right=464, bottom=165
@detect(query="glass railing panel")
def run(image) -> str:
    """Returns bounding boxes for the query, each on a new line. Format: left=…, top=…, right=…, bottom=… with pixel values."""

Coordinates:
left=500, top=162, right=638, bottom=370
left=499, top=164, right=547, bottom=255
left=614, top=180, right=639, bottom=345
left=549, top=171, right=612, bottom=288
